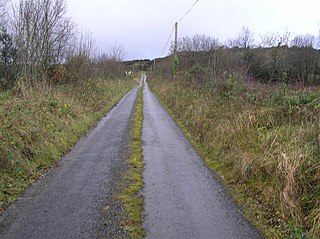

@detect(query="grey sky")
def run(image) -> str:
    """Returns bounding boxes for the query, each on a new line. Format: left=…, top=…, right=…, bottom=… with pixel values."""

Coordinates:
left=66, top=0, right=320, bottom=60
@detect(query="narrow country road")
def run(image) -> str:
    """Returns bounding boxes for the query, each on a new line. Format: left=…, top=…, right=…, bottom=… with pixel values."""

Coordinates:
left=0, top=74, right=262, bottom=239
left=142, top=76, right=262, bottom=239
left=0, top=84, right=141, bottom=239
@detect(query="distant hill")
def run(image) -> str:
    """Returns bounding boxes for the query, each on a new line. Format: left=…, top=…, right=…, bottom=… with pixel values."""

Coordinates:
left=123, top=59, right=153, bottom=72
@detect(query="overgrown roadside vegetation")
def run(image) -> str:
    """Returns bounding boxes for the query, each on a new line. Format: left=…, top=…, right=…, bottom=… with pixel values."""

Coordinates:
left=0, top=77, right=137, bottom=212
left=116, top=86, right=144, bottom=238
left=149, top=76, right=320, bottom=238
left=0, top=0, right=139, bottom=214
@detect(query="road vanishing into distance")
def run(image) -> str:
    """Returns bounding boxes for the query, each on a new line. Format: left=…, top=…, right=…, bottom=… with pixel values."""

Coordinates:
left=142, top=76, right=261, bottom=239
left=0, top=74, right=262, bottom=239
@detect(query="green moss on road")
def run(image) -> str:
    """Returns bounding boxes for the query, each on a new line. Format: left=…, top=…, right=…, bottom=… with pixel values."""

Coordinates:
left=116, top=86, right=145, bottom=238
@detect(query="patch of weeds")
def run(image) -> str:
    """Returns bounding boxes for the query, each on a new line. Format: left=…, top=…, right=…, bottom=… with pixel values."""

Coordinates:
left=289, top=223, right=306, bottom=239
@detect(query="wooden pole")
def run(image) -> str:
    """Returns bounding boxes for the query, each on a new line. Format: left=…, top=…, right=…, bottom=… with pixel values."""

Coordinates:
left=174, top=22, right=178, bottom=54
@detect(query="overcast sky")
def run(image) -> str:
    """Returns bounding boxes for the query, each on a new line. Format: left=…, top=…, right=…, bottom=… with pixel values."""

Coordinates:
left=66, top=0, right=320, bottom=60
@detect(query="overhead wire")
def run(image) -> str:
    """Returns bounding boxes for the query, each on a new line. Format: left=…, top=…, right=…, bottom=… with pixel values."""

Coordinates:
left=159, top=0, right=199, bottom=56
left=160, top=25, right=175, bottom=56
left=177, top=0, right=199, bottom=23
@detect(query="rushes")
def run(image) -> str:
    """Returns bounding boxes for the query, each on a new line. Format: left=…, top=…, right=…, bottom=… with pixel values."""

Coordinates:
left=279, top=152, right=302, bottom=222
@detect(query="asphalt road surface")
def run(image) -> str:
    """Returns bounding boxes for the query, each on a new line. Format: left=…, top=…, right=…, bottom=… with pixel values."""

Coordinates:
left=142, top=76, right=262, bottom=239
left=0, top=84, right=140, bottom=239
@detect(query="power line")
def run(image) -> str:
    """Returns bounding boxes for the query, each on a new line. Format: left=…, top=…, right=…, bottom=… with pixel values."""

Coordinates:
left=159, top=0, right=199, bottom=56
left=160, top=24, right=175, bottom=56
left=178, top=0, right=199, bottom=23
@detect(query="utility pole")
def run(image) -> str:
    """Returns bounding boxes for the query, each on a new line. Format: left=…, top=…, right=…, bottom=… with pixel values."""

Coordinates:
left=172, top=22, right=179, bottom=79
left=173, top=22, right=179, bottom=79
left=174, top=22, right=178, bottom=54
left=153, top=59, right=156, bottom=76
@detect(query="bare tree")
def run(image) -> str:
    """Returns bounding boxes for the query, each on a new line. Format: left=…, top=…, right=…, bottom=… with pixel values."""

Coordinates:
left=290, top=34, right=318, bottom=85
left=291, top=34, right=315, bottom=48
left=261, top=32, right=280, bottom=48
left=105, top=43, right=126, bottom=77
left=109, top=43, right=126, bottom=62
left=0, top=27, right=17, bottom=89
left=234, top=26, right=255, bottom=49
left=260, top=32, right=291, bottom=82
left=0, top=0, right=8, bottom=27
left=173, top=34, right=219, bottom=52
left=229, top=26, right=255, bottom=71
left=180, top=37, right=192, bottom=51
left=0, top=0, right=18, bottom=89
left=200, top=35, right=219, bottom=51
left=261, top=31, right=291, bottom=48
left=65, top=31, right=95, bottom=82
left=13, top=0, right=75, bottom=77
left=192, top=34, right=201, bottom=51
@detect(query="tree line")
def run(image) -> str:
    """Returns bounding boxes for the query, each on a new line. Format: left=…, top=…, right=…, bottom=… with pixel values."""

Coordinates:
left=0, top=0, right=126, bottom=91
left=166, top=27, right=320, bottom=86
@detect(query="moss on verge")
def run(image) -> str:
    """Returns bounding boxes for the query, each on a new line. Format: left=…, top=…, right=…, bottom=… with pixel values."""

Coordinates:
left=116, top=86, right=145, bottom=238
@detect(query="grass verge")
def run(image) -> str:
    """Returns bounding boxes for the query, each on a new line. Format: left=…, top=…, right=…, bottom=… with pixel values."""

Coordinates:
left=148, top=76, right=320, bottom=239
left=115, top=86, right=145, bottom=238
left=0, top=77, right=137, bottom=212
